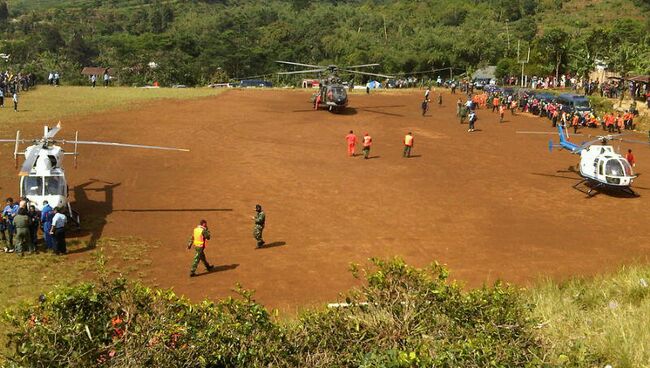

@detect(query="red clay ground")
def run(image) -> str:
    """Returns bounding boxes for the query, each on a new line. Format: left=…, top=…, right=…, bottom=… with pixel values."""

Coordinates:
left=2, top=89, right=650, bottom=312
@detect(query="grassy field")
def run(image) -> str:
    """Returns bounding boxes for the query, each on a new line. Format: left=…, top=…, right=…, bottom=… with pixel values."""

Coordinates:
left=530, top=264, right=650, bottom=367
left=0, top=86, right=224, bottom=127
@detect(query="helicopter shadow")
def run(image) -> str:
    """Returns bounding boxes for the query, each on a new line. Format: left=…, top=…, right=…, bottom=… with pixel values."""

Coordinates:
left=69, top=179, right=121, bottom=252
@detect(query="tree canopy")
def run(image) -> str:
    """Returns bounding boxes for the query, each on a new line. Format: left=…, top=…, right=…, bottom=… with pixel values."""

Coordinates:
left=0, top=0, right=648, bottom=86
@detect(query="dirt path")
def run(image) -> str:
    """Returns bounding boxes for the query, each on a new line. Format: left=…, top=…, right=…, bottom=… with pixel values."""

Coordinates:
left=3, top=89, right=649, bottom=312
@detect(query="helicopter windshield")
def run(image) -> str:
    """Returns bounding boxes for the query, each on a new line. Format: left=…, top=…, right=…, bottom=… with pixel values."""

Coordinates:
left=330, top=87, right=346, bottom=99
left=619, top=159, right=633, bottom=176
left=22, top=176, right=43, bottom=196
left=605, top=159, right=626, bottom=177
left=44, top=176, right=65, bottom=195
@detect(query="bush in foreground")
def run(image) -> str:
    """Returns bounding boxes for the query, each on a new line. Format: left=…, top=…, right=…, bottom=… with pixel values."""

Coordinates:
left=3, top=258, right=544, bottom=367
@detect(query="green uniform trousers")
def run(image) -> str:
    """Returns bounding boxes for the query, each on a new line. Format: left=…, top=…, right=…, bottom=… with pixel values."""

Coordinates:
left=190, top=246, right=210, bottom=273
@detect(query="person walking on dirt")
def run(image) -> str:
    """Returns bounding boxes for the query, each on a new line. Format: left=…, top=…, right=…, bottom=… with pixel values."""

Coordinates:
left=468, top=111, right=477, bottom=132
left=424, top=87, right=430, bottom=101
left=499, top=104, right=505, bottom=123
left=403, top=132, right=414, bottom=158
left=362, top=132, right=372, bottom=159
left=252, top=204, right=265, bottom=248
left=12, top=91, right=18, bottom=112
left=188, top=219, right=213, bottom=277
left=13, top=207, right=31, bottom=256
left=345, top=130, right=357, bottom=157
left=421, top=98, right=429, bottom=116
left=437, top=93, right=442, bottom=106
left=314, top=93, right=321, bottom=110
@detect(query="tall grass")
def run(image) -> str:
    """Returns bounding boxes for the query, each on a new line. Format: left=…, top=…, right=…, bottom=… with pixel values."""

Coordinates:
left=530, top=264, right=650, bottom=367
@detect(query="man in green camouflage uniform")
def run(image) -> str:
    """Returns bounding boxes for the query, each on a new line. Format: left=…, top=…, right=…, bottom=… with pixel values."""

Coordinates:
left=252, top=204, right=265, bottom=248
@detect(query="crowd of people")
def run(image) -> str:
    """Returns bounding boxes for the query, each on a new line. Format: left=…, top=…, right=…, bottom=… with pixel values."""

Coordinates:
left=0, top=71, right=36, bottom=112
left=454, top=89, right=640, bottom=135
left=1, top=197, right=67, bottom=256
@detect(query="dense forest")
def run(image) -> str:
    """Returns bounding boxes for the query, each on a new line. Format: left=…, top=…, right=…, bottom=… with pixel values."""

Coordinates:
left=0, top=0, right=649, bottom=86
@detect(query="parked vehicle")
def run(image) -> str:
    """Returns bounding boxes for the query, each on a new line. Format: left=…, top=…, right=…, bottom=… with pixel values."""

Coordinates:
left=556, top=93, right=592, bottom=114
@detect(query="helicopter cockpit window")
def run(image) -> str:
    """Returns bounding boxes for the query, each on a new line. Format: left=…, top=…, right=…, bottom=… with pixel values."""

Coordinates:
left=44, top=176, right=65, bottom=195
left=22, top=176, right=43, bottom=196
left=605, top=159, right=625, bottom=177
left=618, top=159, right=633, bottom=176
left=330, top=87, right=346, bottom=99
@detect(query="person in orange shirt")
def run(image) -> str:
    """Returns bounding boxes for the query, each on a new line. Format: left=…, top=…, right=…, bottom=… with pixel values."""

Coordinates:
left=362, top=132, right=372, bottom=159
left=403, top=132, right=414, bottom=158
left=492, top=96, right=500, bottom=112
left=616, top=113, right=624, bottom=134
left=345, top=130, right=357, bottom=157
left=571, top=114, right=580, bottom=134
left=625, top=149, right=636, bottom=167
left=499, top=104, right=505, bottom=123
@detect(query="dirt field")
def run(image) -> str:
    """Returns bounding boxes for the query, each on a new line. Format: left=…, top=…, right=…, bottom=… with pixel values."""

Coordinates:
left=2, top=89, right=649, bottom=311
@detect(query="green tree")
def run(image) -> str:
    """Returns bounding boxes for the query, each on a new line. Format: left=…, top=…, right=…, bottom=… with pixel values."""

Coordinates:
left=538, top=28, right=570, bottom=83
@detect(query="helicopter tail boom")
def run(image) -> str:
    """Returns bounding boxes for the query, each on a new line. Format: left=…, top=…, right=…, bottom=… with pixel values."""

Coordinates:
left=556, top=124, right=581, bottom=153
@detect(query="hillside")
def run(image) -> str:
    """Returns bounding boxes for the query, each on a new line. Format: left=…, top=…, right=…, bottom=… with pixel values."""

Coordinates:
left=0, top=0, right=648, bottom=85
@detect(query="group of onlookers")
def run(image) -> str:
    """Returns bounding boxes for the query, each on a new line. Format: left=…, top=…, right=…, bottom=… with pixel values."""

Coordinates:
left=2, top=197, right=67, bottom=256
left=0, top=71, right=35, bottom=111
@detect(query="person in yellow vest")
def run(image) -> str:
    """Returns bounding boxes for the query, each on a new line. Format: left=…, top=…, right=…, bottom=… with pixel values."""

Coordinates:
left=188, top=219, right=214, bottom=277
left=403, top=132, right=414, bottom=158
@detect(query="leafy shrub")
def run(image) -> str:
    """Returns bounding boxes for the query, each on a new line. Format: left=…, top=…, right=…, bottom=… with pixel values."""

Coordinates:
left=3, top=259, right=545, bottom=367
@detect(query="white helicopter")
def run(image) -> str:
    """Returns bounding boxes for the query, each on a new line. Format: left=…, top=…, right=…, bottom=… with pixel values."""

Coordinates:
left=0, top=123, right=189, bottom=224
left=520, top=124, right=648, bottom=197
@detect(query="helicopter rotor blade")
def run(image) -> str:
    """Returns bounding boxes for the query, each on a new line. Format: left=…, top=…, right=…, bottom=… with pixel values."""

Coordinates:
left=275, top=61, right=323, bottom=68
left=276, top=69, right=327, bottom=75
left=345, top=63, right=380, bottom=69
left=45, top=122, right=62, bottom=139
left=63, top=140, right=189, bottom=152
left=340, top=69, right=395, bottom=79
left=19, top=148, right=40, bottom=176
left=620, top=139, right=650, bottom=146
left=516, top=131, right=585, bottom=136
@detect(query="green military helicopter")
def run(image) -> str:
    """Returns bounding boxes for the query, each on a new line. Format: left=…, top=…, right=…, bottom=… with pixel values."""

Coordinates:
left=276, top=61, right=393, bottom=113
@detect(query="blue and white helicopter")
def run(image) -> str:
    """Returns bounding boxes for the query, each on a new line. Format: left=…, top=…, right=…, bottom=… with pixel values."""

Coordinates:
left=520, top=124, right=647, bottom=197
left=548, top=124, right=647, bottom=196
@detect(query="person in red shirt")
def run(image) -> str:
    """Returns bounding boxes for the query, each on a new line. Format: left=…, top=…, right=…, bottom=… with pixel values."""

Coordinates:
left=362, top=132, right=372, bottom=159
left=626, top=149, right=636, bottom=168
left=314, top=93, right=321, bottom=110
left=345, top=130, right=357, bottom=157
left=616, top=113, right=624, bottom=134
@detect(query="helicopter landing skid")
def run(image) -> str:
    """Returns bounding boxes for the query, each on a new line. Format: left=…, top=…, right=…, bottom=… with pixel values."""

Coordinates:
left=67, top=202, right=81, bottom=229
left=572, top=179, right=601, bottom=197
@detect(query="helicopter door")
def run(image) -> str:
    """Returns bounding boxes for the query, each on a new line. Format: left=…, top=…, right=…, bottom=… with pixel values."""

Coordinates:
left=598, top=160, right=604, bottom=176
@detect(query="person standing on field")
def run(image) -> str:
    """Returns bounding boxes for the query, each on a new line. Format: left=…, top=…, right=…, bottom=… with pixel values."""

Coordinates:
left=345, top=130, right=357, bottom=157
left=91, top=74, right=96, bottom=88
left=362, top=132, right=372, bottom=159
left=625, top=149, right=636, bottom=168
left=50, top=207, right=67, bottom=255
left=252, top=204, right=265, bottom=248
left=12, top=91, right=18, bottom=112
left=188, top=219, right=213, bottom=277
left=403, top=132, right=414, bottom=158
left=103, top=71, right=110, bottom=87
